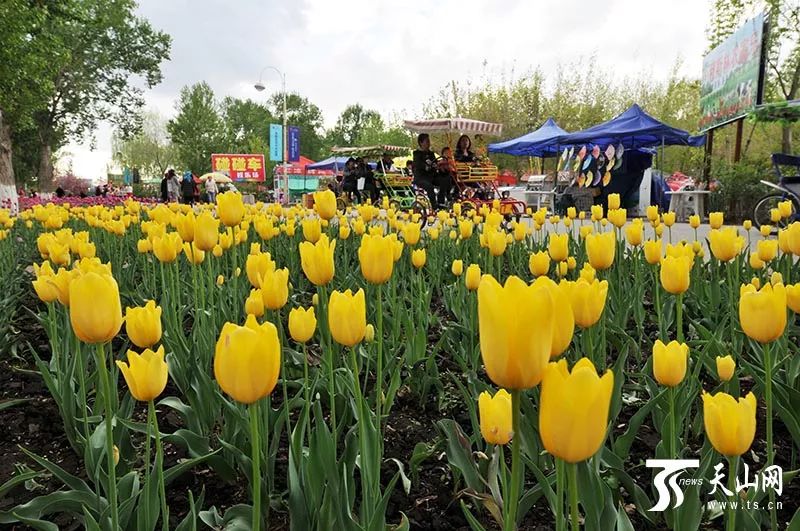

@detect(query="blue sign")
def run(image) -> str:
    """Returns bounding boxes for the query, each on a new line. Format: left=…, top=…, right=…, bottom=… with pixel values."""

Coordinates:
left=288, top=126, right=300, bottom=162
left=269, top=124, right=283, bottom=161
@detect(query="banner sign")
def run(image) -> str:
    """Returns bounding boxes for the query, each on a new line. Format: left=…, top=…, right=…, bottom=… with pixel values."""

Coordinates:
left=269, top=124, right=283, bottom=161
left=211, top=154, right=265, bottom=182
left=699, top=13, right=765, bottom=131
left=288, top=126, right=300, bottom=162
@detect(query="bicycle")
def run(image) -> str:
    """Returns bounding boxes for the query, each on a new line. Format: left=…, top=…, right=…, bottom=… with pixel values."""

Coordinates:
left=753, top=153, right=800, bottom=230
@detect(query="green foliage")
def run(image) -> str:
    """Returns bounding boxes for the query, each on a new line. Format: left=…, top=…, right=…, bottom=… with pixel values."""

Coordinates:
left=167, top=82, right=227, bottom=175
left=112, top=111, right=177, bottom=180
left=266, top=92, right=326, bottom=160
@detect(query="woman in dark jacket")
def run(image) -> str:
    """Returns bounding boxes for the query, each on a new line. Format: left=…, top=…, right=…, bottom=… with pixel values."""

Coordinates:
left=181, top=171, right=195, bottom=204
left=341, top=158, right=359, bottom=202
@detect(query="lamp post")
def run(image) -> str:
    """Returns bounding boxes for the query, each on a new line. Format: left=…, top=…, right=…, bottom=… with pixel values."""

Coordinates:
left=255, top=66, right=288, bottom=203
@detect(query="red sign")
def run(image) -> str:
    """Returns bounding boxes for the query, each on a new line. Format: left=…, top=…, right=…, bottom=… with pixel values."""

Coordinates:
left=211, top=154, right=266, bottom=182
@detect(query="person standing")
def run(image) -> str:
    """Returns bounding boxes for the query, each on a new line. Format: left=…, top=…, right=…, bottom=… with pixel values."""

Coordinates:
left=166, top=169, right=179, bottom=202
left=205, top=175, right=218, bottom=203
left=160, top=172, right=169, bottom=202
left=181, top=171, right=195, bottom=205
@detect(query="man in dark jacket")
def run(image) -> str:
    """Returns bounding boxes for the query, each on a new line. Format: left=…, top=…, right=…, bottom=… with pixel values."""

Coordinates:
left=160, top=172, right=169, bottom=202
left=412, top=133, right=441, bottom=208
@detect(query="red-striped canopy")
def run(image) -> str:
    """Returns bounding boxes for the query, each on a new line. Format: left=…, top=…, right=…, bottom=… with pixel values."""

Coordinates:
left=403, top=117, right=504, bottom=136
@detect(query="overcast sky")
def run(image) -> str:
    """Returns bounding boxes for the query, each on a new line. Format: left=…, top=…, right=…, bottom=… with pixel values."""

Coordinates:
left=61, top=0, right=712, bottom=179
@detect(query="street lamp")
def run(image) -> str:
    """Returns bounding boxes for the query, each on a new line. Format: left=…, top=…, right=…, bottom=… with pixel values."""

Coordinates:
left=255, top=66, right=288, bottom=204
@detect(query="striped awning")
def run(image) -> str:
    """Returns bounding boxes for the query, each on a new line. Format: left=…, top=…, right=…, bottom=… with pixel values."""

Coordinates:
left=330, top=145, right=410, bottom=157
left=402, top=117, right=504, bottom=136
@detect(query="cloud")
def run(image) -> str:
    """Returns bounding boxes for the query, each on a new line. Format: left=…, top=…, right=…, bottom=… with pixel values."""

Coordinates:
left=64, top=0, right=711, bottom=179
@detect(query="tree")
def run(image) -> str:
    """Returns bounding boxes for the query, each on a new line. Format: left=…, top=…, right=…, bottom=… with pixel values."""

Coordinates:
left=6, top=0, right=171, bottom=190
left=221, top=97, right=274, bottom=173
left=112, top=111, right=177, bottom=179
left=168, top=82, right=227, bottom=174
left=327, top=104, right=384, bottom=147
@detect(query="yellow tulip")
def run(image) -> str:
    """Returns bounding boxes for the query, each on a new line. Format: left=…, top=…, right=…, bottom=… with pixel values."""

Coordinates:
left=770, top=208, right=782, bottom=223
left=579, top=263, right=596, bottom=283
left=485, top=228, right=507, bottom=257
left=214, top=314, right=281, bottom=404
left=607, top=193, right=620, bottom=210
left=32, top=275, right=60, bottom=303
left=137, top=238, right=152, bottom=253
left=212, top=245, right=223, bottom=257
left=540, top=358, right=614, bottom=463
left=532, top=277, right=574, bottom=359
left=478, top=275, right=554, bottom=389
left=709, top=211, right=723, bottom=229
left=689, top=215, right=700, bottom=229
left=739, top=282, right=786, bottom=343
left=195, top=212, right=220, bottom=251
left=646, top=205, right=659, bottom=222
left=125, top=300, right=162, bottom=348
left=216, top=275, right=225, bottom=286
left=259, top=268, right=289, bottom=310
left=528, top=251, right=550, bottom=277
left=607, top=208, right=626, bottom=228
left=358, top=234, right=394, bottom=284
left=328, top=289, right=366, bottom=347
left=152, top=233, right=183, bottom=263
left=625, top=222, right=643, bottom=246
left=560, top=278, right=608, bottom=328
left=411, top=248, right=426, bottom=269
left=652, top=340, right=689, bottom=387
left=566, top=207, right=577, bottom=220
left=760, top=224, right=772, bottom=238
left=299, top=234, right=336, bottom=286
left=788, top=222, right=800, bottom=255
left=302, top=218, right=322, bottom=243
left=183, top=241, right=205, bottom=265
left=69, top=272, right=123, bottom=344
left=778, top=200, right=793, bottom=219
left=590, top=204, right=603, bottom=222
left=364, top=323, right=375, bottom=342
left=451, top=259, right=464, bottom=276
left=288, top=306, right=316, bottom=343
left=478, top=389, right=513, bottom=445
left=749, top=252, right=765, bottom=269
left=78, top=241, right=96, bottom=259
left=313, top=190, right=337, bottom=220
left=48, top=241, right=71, bottom=267
left=402, top=222, right=421, bottom=245
left=708, top=228, right=744, bottom=262
left=245, top=288, right=265, bottom=317
left=115, top=346, right=168, bottom=401
left=786, top=284, right=800, bottom=313
left=579, top=224, right=593, bottom=239
left=757, top=239, right=778, bottom=262
left=702, top=391, right=756, bottom=457
left=659, top=255, right=692, bottom=294
left=465, top=264, right=481, bottom=291
left=246, top=252, right=275, bottom=288
left=217, top=191, right=244, bottom=227
left=548, top=233, right=569, bottom=262
left=716, top=355, right=736, bottom=382
left=175, top=212, right=196, bottom=242
left=743, top=219, right=752, bottom=231
left=585, top=231, right=615, bottom=270
left=662, top=211, right=676, bottom=227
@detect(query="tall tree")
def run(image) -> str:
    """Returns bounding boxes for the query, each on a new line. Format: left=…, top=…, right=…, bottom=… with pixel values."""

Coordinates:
left=168, top=82, right=227, bottom=174
left=328, top=104, right=384, bottom=147
left=8, top=0, right=171, bottom=190
left=112, top=111, right=177, bottom=179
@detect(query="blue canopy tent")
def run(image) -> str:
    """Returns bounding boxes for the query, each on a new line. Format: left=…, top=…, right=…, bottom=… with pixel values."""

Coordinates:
left=558, top=104, right=705, bottom=149
left=487, top=118, right=568, bottom=157
left=306, top=156, right=351, bottom=172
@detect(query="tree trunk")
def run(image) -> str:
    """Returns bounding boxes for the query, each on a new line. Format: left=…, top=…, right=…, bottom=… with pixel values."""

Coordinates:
left=38, top=141, right=54, bottom=192
left=782, top=124, right=792, bottom=154
left=0, top=109, right=19, bottom=213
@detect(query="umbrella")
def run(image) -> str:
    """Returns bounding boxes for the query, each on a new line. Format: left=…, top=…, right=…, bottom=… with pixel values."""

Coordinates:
left=200, top=172, right=233, bottom=183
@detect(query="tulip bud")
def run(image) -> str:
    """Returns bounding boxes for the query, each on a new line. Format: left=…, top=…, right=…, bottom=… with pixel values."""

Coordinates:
left=770, top=271, right=783, bottom=286
left=743, top=220, right=752, bottom=231
left=451, top=259, right=464, bottom=276
left=478, top=389, right=513, bottom=445
left=411, top=248, right=427, bottom=269
left=216, top=275, right=225, bottom=286
left=364, top=323, right=375, bottom=343
left=716, top=355, right=735, bottom=382
left=465, top=264, right=481, bottom=291
left=288, top=306, right=316, bottom=343
left=125, top=300, right=162, bottom=349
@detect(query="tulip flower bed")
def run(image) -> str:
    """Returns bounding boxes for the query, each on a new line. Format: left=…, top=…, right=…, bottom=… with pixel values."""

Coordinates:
left=1, top=192, right=800, bottom=530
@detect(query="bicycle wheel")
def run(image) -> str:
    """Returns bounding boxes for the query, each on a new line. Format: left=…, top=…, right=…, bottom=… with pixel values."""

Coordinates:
left=752, top=193, right=799, bottom=230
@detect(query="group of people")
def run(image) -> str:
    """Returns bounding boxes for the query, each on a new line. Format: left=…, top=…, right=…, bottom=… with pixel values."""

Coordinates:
left=160, top=169, right=223, bottom=204
left=412, top=133, right=477, bottom=209
left=341, top=157, right=380, bottom=204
